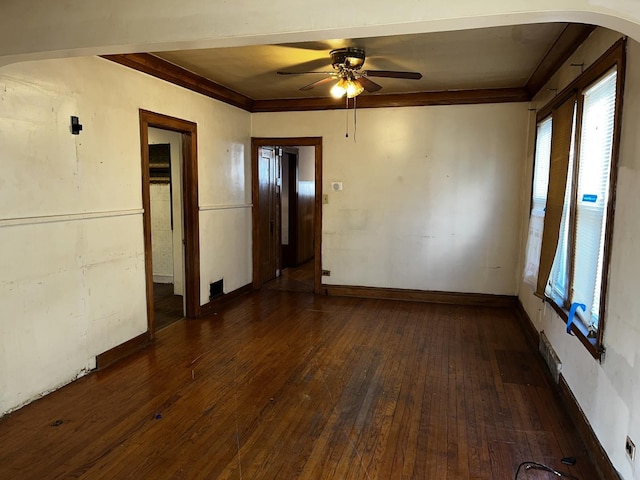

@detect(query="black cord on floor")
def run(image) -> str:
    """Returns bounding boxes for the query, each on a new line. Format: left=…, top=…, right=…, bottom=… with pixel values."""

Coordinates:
left=514, top=461, right=580, bottom=479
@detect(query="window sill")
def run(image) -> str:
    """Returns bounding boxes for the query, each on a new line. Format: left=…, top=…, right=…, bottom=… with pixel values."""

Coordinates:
left=538, top=294, right=603, bottom=361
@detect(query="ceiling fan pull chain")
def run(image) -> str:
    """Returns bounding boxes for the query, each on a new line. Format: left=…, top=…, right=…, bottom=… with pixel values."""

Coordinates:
left=353, top=96, right=357, bottom=142
left=345, top=95, right=349, bottom=138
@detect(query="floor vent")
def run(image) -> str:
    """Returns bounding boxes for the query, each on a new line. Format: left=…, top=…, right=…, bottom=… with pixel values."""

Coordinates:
left=209, top=279, right=224, bottom=300
left=539, top=331, right=562, bottom=383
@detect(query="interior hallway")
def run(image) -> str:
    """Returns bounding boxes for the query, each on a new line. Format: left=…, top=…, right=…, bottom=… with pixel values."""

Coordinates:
left=264, top=260, right=315, bottom=293
left=0, top=290, right=596, bottom=479
left=153, top=282, right=184, bottom=331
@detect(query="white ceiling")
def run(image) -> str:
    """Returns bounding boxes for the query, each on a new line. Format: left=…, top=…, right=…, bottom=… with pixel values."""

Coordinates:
left=153, top=23, right=569, bottom=100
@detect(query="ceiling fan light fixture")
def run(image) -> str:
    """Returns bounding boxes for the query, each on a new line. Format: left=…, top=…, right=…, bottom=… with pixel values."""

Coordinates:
left=346, top=79, right=365, bottom=98
left=330, top=78, right=348, bottom=98
left=331, top=77, right=365, bottom=99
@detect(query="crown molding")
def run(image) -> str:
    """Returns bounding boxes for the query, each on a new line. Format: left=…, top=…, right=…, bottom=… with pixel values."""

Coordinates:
left=103, top=26, right=595, bottom=114
left=526, top=23, right=597, bottom=98
left=251, top=88, right=529, bottom=112
left=102, top=53, right=254, bottom=111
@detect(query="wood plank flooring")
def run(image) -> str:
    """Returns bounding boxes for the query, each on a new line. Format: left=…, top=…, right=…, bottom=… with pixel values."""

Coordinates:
left=264, top=260, right=314, bottom=293
left=153, top=282, right=184, bottom=331
left=0, top=291, right=597, bottom=479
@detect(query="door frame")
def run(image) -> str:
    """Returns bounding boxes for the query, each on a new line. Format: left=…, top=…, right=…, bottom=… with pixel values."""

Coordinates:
left=140, top=110, right=200, bottom=339
left=251, top=137, right=322, bottom=294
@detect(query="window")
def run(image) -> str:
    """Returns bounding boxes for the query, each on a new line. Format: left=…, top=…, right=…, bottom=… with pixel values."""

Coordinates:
left=522, top=118, right=551, bottom=287
left=526, top=39, right=625, bottom=359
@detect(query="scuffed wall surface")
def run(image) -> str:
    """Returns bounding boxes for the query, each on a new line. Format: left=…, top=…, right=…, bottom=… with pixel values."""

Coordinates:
left=0, top=56, right=251, bottom=415
left=254, top=103, right=528, bottom=295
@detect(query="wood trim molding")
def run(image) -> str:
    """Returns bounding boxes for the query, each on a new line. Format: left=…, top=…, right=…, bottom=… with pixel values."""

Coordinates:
left=515, top=299, right=619, bottom=480
left=526, top=24, right=597, bottom=98
left=251, top=140, right=261, bottom=290
left=198, top=283, right=253, bottom=317
left=103, top=54, right=253, bottom=112
left=323, top=284, right=517, bottom=308
left=96, top=333, right=150, bottom=370
left=313, top=141, right=323, bottom=295
left=558, top=375, right=621, bottom=480
left=103, top=54, right=530, bottom=112
left=514, top=299, right=541, bottom=350
left=103, top=27, right=596, bottom=114
left=139, top=109, right=201, bottom=334
left=537, top=37, right=626, bottom=121
left=252, top=88, right=530, bottom=112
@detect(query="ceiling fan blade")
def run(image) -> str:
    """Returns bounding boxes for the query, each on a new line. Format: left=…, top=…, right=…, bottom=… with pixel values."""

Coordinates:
left=277, top=41, right=336, bottom=51
left=277, top=70, right=334, bottom=76
left=357, top=76, right=382, bottom=93
left=299, top=76, right=336, bottom=91
left=364, top=70, right=423, bottom=80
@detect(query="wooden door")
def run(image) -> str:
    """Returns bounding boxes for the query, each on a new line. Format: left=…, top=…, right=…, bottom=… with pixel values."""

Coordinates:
left=257, top=146, right=281, bottom=284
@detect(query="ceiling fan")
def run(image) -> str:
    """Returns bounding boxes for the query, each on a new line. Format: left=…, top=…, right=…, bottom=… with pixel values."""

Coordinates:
left=277, top=47, right=422, bottom=98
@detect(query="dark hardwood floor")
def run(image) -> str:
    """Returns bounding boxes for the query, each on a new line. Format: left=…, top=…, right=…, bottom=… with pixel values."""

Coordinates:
left=264, top=260, right=314, bottom=293
left=153, top=282, right=184, bottom=331
left=0, top=290, right=597, bottom=479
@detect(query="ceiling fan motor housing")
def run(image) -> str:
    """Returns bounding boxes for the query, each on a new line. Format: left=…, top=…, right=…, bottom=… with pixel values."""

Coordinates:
left=330, top=48, right=366, bottom=70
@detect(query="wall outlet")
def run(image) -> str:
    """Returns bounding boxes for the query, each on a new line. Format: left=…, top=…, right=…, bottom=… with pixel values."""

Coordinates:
left=626, top=436, right=635, bottom=461
left=322, top=270, right=331, bottom=276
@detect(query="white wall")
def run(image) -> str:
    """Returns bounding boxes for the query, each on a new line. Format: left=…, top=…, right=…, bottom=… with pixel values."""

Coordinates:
left=299, top=146, right=315, bottom=181
left=518, top=28, right=640, bottom=479
left=0, top=55, right=252, bottom=416
left=150, top=183, right=174, bottom=282
left=253, top=103, right=528, bottom=294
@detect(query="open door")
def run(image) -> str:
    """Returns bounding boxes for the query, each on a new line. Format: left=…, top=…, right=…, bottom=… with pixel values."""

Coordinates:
left=257, top=146, right=281, bottom=284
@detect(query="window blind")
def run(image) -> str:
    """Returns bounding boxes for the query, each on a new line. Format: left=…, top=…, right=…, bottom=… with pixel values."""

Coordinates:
left=572, top=68, right=617, bottom=328
left=532, top=118, right=552, bottom=214
left=523, top=117, right=553, bottom=288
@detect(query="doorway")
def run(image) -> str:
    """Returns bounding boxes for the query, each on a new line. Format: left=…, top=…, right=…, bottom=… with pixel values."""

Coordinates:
left=251, top=137, right=322, bottom=294
left=148, top=129, right=185, bottom=331
left=140, top=110, right=200, bottom=340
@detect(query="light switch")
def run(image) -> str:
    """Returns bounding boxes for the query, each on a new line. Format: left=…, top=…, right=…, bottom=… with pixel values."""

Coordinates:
left=322, top=194, right=329, bottom=204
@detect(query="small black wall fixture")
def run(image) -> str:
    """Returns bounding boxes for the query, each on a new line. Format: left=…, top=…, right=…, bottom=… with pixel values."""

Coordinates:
left=70, top=116, right=83, bottom=135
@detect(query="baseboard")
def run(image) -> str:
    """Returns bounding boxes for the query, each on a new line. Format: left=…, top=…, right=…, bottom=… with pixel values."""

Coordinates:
left=515, top=299, right=619, bottom=480
left=96, top=332, right=150, bottom=370
left=322, top=284, right=516, bottom=308
left=514, top=298, right=541, bottom=349
left=198, top=283, right=253, bottom=317
left=558, top=375, right=621, bottom=480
